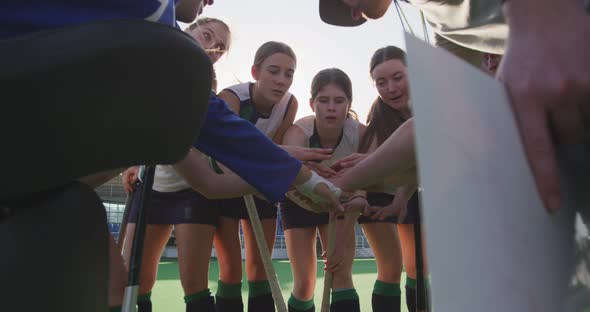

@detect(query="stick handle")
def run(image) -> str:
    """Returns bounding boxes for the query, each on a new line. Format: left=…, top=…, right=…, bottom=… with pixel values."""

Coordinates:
left=243, top=195, right=287, bottom=312
left=118, top=191, right=134, bottom=254
left=122, top=166, right=155, bottom=312
left=121, top=286, right=139, bottom=312
left=414, top=214, right=428, bottom=311
left=320, top=217, right=337, bottom=312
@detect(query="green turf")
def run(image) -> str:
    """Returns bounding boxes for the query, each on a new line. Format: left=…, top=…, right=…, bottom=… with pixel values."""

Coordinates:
left=152, top=258, right=409, bottom=311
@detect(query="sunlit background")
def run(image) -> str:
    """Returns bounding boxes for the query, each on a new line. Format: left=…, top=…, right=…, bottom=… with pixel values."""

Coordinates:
left=179, top=0, right=431, bottom=123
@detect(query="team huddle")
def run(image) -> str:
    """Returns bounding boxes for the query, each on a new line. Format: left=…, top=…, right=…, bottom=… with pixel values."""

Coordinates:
left=2, top=0, right=588, bottom=311
left=116, top=19, right=426, bottom=312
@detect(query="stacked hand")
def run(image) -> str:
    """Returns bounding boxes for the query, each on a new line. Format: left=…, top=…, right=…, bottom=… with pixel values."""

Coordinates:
left=330, top=153, right=368, bottom=172
left=291, top=171, right=344, bottom=213
left=304, top=161, right=338, bottom=178
left=363, top=185, right=416, bottom=222
left=282, top=145, right=333, bottom=162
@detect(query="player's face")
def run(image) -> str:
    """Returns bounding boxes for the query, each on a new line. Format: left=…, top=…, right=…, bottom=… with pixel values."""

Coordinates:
left=481, top=53, right=502, bottom=76
left=188, top=21, right=229, bottom=64
left=311, top=83, right=351, bottom=130
left=253, top=53, right=296, bottom=104
left=372, top=59, right=409, bottom=111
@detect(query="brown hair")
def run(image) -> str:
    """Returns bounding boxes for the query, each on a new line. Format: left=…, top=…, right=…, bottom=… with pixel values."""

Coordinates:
left=359, top=46, right=408, bottom=153
left=310, top=68, right=358, bottom=120
left=186, top=17, right=232, bottom=50
left=253, top=41, right=297, bottom=67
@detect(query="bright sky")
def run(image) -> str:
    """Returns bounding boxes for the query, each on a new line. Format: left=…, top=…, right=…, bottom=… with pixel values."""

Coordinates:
left=180, top=0, right=431, bottom=123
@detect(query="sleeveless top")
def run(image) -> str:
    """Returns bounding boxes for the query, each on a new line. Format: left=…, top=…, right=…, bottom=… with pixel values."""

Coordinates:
left=153, top=83, right=294, bottom=193
left=224, top=82, right=294, bottom=139
left=294, top=115, right=359, bottom=167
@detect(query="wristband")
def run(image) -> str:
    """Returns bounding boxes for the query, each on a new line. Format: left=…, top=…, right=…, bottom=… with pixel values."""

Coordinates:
left=295, top=171, right=342, bottom=204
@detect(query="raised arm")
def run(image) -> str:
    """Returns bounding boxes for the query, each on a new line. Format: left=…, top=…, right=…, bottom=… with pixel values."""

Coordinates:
left=335, top=118, right=417, bottom=192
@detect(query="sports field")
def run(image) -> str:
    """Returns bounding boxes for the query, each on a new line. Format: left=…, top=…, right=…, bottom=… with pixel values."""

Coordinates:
left=151, top=259, right=409, bottom=312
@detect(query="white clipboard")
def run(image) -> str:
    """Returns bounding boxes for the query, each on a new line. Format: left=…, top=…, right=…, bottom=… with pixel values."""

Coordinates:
left=405, top=33, right=576, bottom=311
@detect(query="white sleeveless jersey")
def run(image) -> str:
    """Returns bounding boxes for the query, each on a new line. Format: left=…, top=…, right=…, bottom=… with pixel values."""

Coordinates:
left=152, top=164, right=191, bottom=193
left=153, top=84, right=294, bottom=193
left=294, top=115, right=360, bottom=167
left=224, top=82, right=293, bottom=139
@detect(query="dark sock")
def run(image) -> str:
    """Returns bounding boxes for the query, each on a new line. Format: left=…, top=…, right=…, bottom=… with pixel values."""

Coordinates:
left=372, top=280, right=401, bottom=312
left=406, top=277, right=430, bottom=311
left=109, top=306, right=122, bottom=312
left=288, top=293, right=314, bottom=312
left=137, top=292, right=152, bottom=312
left=417, top=278, right=430, bottom=311
left=330, top=289, right=360, bottom=312
left=405, top=278, right=417, bottom=312
left=185, top=288, right=215, bottom=312
left=215, top=280, right=244, bottom=312
left=248, top=280, right=274, bottom=312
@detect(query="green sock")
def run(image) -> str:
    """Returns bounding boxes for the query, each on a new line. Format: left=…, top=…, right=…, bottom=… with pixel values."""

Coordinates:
left=288, top=293, right=314, bottom=310
left=373, top=280, right=401, bottom=297
left=248, top=280, right=271, bottom=298
left=109, top=306, right=122, bottom=312
left=406, top=277, right=430, bottom=289
left=184, top=288, right=211, bottom=303
left=216, top=280, right=242, bottom=299
left=331, top=288, right=359, bottom=303
left=406, top=277, right=417, bottom=289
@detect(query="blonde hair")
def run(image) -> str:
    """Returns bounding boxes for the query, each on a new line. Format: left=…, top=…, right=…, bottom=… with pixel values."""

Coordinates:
left=185, top=17, right=232, bottom=51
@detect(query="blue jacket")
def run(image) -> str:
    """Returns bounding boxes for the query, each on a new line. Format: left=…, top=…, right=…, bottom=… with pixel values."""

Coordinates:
left=2, top=1, right=302, bottom=202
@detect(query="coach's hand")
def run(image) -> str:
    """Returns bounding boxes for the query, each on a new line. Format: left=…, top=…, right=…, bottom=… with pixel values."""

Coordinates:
left=499, top=0, right=590, bottom=213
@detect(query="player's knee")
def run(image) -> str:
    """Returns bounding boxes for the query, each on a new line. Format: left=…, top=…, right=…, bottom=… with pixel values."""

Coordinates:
left=247, top=263, right=267, bottom=280
left=377, top=269, right=402, bottom=284
left=181, top=278, right=209, bottom=295
left=219, top=265, right=243, bottom=284
left=404, top=265, right=417, bottom=279
left=293, top=277, right=316, bottom=299
left=332, top=272, right=353, bottom=289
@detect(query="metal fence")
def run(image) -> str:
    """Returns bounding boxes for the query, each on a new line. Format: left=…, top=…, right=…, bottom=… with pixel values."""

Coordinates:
left=99, top=176, right=374, bottom=258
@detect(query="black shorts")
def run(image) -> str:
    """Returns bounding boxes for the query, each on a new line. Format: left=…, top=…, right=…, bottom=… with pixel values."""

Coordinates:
left=218, top=196, right=277, bottom=220
left=128, top=183, right=219, bottom=226
left=279, top=198, right=329, bottom=230
left=358, top=192, right=420, bottom=225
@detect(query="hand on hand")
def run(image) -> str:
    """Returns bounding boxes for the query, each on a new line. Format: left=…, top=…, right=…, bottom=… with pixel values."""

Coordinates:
left=282, top=145, right=333, bottom=162
left=305, top=161, right=338, bottom=178
left=330, top=153, right=368, bottom=172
